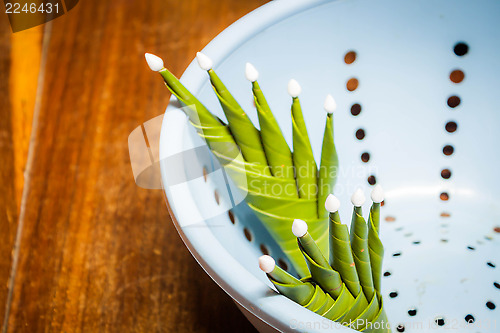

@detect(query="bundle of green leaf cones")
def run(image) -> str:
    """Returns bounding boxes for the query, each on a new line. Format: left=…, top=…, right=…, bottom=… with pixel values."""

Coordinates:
left=145, top=52, right=390, bottom=332
left=259, top=189, right=389, bottom=332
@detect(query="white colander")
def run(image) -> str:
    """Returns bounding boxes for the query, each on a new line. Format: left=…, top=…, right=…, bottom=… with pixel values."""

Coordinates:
left=154, top=0, right=500, bottom=331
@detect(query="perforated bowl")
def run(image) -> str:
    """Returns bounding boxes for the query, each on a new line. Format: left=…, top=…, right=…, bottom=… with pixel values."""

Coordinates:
left=158, top=0, right=500, bottom=331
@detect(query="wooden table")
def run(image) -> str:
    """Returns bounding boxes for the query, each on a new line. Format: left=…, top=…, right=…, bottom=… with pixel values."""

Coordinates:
left=0, top=1, right=267, bottom=331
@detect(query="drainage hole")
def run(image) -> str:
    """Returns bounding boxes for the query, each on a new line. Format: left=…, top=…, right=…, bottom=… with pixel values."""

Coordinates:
left=355, top=128, right=365, bottom=140
left=228, top=210, right=236, bottom=224
left=441, top=169, right=452, bottom=179
left=408, top=309, right=417, bottom=316
left=440, top=192, right=449, bottom=201
left=447, top=95, right=461, bottom=108
left=203, top=166, right=208, bottom=182
left=413, top=241, right=421, bottom=245
left=392, top=252, right=402, bottom=257
left=361, top=152, right=370, bottom=162
left=445, top=121, right=458, bottom=133
left=396, top=324, right=405, bottom=332
left=346, top=78, right=359, bottom=91
left=389, top=291, right=398, bottom=298
left=486, top=301, right=496, bottom=310
left=344, top=50, right=357, bottom=64
left=465, top=314, right=475, bottom=323
left=467, top=246, right=475, bottom=251
left=367, top=175, right=377, bottom=185
left=435, top=318, right=445, bottom=326
left=494, top=282, right=500, bottom=289
left=450, top=69, right=465, bottom=83
left=277, top=258, right=288, bottom=271
left=443, top=145, right=454, bottom=156
left=487, top=262, right=496, bottom=268
left=441, top=239, right=449, bottom=243
left=383, top=271, right=391, bottom=277
left=454, top=42, right=469, bottom=56
left=260, top=244, right=269, bottom=255
left=351, top=103, right=362, bottom=116
left=243, top=228, right=252, bottom=242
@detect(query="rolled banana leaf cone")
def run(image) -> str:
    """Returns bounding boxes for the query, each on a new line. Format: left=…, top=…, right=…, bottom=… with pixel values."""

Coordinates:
left=318, top=100, right=339, bottom=219
left=266, top=266, right=342, bottom=321
left=322, top=283, right=355, bottom=322
left=158, top=67, right=223, bottom=129
left=251, top=78, right=294, bottom=180
left=301, top=283, right=336, bottom=315
left=207, top=68, right=270, bottom=174
left=157, top=67, right=242, bottom=162
left=263, top=257, right=315, bottom=305
left=253, top=210, right=327, bottom=277
left=262, top=256, right=388, bottom=331
left=368, top=203, right=384, bottom=294
left=368, top=188, right=384, bottom=294
left=329, top=210, right=362, bottom=296
left=350, top=206, right=376, bottom=301
left=294, top=222, right=343, bottom=298
left=328, top=208, right=375, bottom=323
left=362, top=295, right=391, bottom=333
left=290, top=87, right=318, bottom=199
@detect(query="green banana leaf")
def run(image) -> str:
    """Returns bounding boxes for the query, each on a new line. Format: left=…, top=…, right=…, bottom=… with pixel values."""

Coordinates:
left=329, top=210, right=362, bottom=296
left=322, top=284, right=355, bottom=321
left=297, top=232, right=343, bottom=298
left=268, top=273, right=339, bottom=320
left=368, top=202, right=384, bottom=293
left=252, top=80, right=294, bottom=180
left=362, top=294, right=391, bottom=333
left=266, top=264, right=316, bottom=305
left=291, top=96, right=318, bottom=200
left=318, top=113, right=338, bottom=219
left=351, top=207, right=376, bottom=301
left=207, top=69, right=270, bottom=171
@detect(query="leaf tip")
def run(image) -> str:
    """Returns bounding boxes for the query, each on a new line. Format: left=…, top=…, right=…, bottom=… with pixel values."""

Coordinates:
left=351, top=188, right=366, bottom=207
left=371, top=184, right=385, bottom=203
left=292, top=219, right=308, bottom=238
left=287, top=79, right=301, bottom=97
left=196, top=51, right=213, bottom=70
left=144, top=53, right=164, bottom=72
left=325, top=194, right=340, bottom=212
left=245, top=62, right=259, bottom=82
left=259, top=255, right=275, bottom=273
left=323, top=94, right=337, bottom=113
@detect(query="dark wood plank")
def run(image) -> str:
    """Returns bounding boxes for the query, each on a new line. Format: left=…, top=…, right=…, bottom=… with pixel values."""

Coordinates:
left=5, top=0, right=266, bottom=331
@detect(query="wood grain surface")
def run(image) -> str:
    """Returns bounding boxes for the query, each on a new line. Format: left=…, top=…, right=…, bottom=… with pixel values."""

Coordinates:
left=0, top=0, right=267, bottom=331
left=0, top=14, right=19, bottom=329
